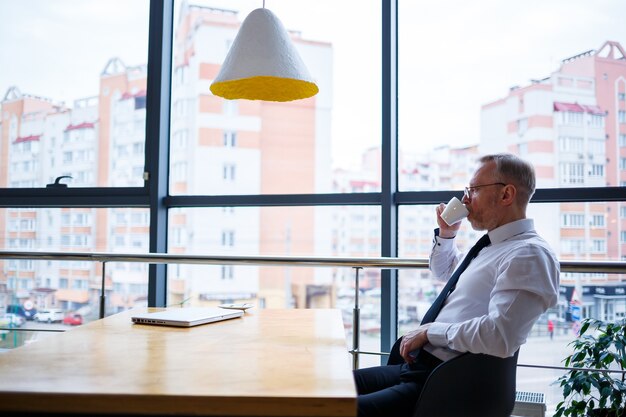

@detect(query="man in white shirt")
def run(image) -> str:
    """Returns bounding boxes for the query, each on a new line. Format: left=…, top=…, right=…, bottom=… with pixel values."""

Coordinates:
left=353, top=153, right=560, bottom=417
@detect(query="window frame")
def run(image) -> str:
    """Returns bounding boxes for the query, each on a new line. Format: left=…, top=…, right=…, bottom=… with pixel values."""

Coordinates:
left=0, top=0, right=625, bottom=359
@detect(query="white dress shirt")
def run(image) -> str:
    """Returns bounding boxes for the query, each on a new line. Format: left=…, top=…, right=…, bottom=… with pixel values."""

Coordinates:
left=425, top=218, right=560, bottom=360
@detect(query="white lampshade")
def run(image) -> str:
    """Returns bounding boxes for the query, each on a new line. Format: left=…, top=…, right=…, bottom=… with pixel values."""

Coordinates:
left=210, top=8, right=319, bottom=102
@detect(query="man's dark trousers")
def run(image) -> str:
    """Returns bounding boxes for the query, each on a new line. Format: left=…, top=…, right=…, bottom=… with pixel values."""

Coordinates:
left=353, top=350, right=443, bottom=417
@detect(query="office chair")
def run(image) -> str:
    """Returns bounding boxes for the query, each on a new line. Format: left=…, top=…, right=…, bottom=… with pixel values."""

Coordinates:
left=387, top=337, right=519, bottom=417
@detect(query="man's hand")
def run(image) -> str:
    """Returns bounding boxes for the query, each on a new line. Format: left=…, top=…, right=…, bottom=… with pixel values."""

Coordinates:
left=399, top=323, right=432, bottom=363
left=436, top=203, right=461, bottom=238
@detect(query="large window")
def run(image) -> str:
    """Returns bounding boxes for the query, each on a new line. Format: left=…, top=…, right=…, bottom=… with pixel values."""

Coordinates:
left=0, top=0, right=150, bottom=189
left=169, top=0, right=381, bottom=195
left=0, top=207, right=149, bottom=349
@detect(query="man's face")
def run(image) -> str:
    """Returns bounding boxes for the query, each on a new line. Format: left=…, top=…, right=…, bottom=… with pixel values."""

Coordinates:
left=462, top=161, right=504, bottom=231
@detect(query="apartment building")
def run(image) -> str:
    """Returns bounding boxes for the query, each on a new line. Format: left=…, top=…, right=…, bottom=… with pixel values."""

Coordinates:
left=481, top=40, right=626, bottom=321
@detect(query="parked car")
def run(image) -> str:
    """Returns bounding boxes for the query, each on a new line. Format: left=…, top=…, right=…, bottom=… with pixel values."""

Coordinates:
left=35, top=309, right=64, bottom=323
left=62, top=314, right=83, bottom=326
left=0, top=313, right=25, bottom=327
left=6, top=304, right=37, bottom=321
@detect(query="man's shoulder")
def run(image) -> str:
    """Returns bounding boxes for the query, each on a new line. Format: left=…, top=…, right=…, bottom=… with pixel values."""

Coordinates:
left=501, top=231, right=558, bottom=262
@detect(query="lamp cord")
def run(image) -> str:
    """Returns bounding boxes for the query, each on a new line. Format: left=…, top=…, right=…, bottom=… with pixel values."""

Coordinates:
left=263, top=0, right=265, bottom=7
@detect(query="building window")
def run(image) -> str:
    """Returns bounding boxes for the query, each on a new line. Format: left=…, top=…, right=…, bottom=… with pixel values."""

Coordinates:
left=74, top=235, right=89, bottom=246
left=74, top=213, right=91, bottom=225
left=223, top=164, right=236, bottom=181
left=562, top=111, right=583, bottom=125
left=171, top=228, right=184, bottom=246
left=223, top=131, right=237, bottom=147
left=116, top=145, right=128, bottom=157
left=591, top=239, right=606, bottom=253
left=619, top=92, right=626, bottom=101
left=171, top=162, right=187, bottom=182
left=619, top=110, right=626, bottom=124
left=620, top=158, right=626, bottom=171
left=589, top=164, right=604, bottom=177
left=589, top=114, right=604, bottom=127
left=516, top=118, right=528, bottom=135
left=131, top=235, right=145, bottom=248
left=221, top=230, right=235, bottom=247
left=131, top=212, right=148, bottom=225
left=115, top=212, right=127, bottom=224
left=620, top=134, right=626, bottom=147
left=591, top=214, right=605, bottom=227
left=562, top=239, right=585, bottom=254
left=221, top=265, right=234, bottom=280
left=59, top=278, right=69, bottom=289
left=133, top=142, right=144, bottom=155
left=560, top=162, right=584, bottom=184
left=561, top=213, right=585, bottom=228
left=558, top=136, right=584, bottom=152
left=621, top=206, right=626, bottom=219
left=172, top=130, right=188, bottom=148
left=72, top=279, right=87, bottom=290
left=621, top=231, right=626, bottom=243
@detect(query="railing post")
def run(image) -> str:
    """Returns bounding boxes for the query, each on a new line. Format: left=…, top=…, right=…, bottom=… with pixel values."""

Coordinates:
left=351, top=266, right=362, bottom=370
left=100, top=262, right=106, bottom=319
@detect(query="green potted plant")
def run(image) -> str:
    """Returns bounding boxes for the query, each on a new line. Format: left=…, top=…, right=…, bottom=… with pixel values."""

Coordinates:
left=554, top=317, right=626, bottom=417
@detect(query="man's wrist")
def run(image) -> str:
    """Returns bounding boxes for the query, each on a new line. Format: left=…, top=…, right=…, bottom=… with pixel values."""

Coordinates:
left=439, top=233, right=456, bottom=239
left=421, top=323, right=431, bottom=345
left=434, top=227, right=456, bottom=239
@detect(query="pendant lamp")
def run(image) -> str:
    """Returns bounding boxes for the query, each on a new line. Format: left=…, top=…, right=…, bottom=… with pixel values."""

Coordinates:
left=210, top=7, right=319, bottom=102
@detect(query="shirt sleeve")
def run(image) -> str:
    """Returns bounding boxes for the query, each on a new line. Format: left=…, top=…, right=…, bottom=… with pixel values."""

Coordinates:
left=429, top=228, right=463, bottom=283
left=427, top=243, right=560, bottom=358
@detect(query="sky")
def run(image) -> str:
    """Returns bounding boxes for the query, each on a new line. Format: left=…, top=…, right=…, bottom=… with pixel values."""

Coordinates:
left=1, top=0, right=626, bottom=170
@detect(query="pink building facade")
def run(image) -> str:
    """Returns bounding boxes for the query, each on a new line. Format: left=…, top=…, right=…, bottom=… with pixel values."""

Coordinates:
left=481, top=41, right=626, bottom=321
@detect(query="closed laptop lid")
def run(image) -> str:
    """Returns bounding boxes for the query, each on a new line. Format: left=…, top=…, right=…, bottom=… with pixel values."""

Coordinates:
left=131, top=307, right=243, bottom=327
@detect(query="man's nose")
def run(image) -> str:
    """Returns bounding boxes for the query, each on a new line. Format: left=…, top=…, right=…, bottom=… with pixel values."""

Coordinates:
left=462, top=194, right=470, bottom=205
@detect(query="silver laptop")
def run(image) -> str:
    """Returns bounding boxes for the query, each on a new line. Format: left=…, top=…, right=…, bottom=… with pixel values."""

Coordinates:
left=131, top=307, right=243, bottom=327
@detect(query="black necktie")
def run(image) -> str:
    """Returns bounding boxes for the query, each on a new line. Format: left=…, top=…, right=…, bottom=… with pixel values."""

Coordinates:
left=420, top=233, right=491, bottom=325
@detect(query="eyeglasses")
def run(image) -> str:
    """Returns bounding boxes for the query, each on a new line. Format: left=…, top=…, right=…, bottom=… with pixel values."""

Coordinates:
left=463, top=182, right=506, bottom=200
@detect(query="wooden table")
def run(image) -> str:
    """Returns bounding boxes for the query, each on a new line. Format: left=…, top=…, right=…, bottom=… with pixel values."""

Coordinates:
left=0, top=308, right=356, bottom=417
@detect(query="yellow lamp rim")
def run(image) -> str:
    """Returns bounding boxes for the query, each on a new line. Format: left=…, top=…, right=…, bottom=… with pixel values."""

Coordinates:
left=210, top=75, right=319, bottom=102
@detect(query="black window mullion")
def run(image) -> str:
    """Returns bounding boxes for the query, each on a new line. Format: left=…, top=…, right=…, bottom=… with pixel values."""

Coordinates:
left=163, top=193, right=382, bottom=208
left=0, top=187, right=148, bottom=208
left=380, top=0, right=399, bottom=363
left=146, top=0, right=174, bottom=307
left=395, top=186, right=626, bottom=206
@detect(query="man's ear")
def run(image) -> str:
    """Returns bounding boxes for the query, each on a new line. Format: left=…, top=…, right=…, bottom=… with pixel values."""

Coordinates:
left=501, top=184, right=516, bottom=206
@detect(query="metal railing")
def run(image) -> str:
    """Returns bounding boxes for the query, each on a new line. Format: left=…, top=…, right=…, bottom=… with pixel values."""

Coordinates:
left=1, top=250, right=625, bottom=374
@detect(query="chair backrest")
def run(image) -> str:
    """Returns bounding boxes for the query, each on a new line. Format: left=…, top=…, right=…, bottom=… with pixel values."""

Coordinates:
left=386, top=337, right=519, bottom=417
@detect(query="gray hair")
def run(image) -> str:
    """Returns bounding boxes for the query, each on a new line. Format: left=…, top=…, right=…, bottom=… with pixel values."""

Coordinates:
left=479, top=153, right=536, bottom=205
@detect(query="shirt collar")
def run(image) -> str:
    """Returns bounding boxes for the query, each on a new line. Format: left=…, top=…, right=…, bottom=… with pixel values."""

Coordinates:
left=487, top=218, right=534, bottom=245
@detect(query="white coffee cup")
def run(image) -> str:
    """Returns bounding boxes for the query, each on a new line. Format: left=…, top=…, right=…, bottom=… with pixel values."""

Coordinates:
left=440, top=196, right=469, bottom=226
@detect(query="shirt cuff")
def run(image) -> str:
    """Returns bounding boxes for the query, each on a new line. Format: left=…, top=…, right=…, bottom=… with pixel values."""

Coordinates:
left=433, top=234, right=456, bottom=249
left=425, top=322, right=452, bottom=348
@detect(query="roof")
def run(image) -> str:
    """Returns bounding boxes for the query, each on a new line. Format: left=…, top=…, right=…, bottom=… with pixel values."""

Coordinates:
left=65, top=122, right=96, bottom=131
left=121, top=90, right=147, bottom=100
left=14, top=134, right=42, bottom=143
left=581, top=104, right=604, bottom=115
left=554, top=102, right=584, bottom=113
left=554, top=102, right=604, bottom=115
